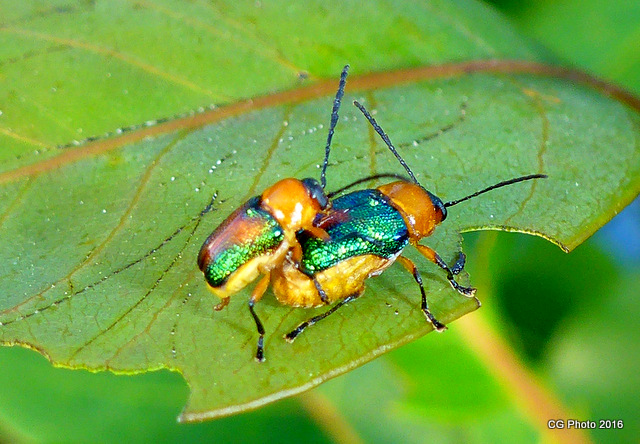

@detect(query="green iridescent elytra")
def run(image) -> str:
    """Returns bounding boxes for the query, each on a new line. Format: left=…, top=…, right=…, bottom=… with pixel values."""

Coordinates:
left=298, top=189, right=409, bottom=275
left=197, top=196, right=284, bottom=288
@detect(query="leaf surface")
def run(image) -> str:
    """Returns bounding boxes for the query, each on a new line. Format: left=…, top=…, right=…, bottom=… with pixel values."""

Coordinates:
left=0, top=0, right=639, bottom=420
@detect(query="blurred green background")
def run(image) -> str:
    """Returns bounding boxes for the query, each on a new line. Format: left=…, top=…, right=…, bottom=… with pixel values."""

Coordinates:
left=1, top=0, right=638, bottom=443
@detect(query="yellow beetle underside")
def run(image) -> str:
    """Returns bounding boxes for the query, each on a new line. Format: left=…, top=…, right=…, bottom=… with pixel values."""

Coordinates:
left=271, top=254, right=394, bottom=308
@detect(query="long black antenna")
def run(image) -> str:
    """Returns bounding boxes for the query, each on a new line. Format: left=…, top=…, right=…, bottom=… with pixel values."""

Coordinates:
left=320, top=65, right=350, bottom=189
left=444, top=174, right=547, bottom=208
left=353, top=100, right=420, bottom=184
left=354, top=99, right=547, bottom=207
left=327, top=173, right=409, bottom=198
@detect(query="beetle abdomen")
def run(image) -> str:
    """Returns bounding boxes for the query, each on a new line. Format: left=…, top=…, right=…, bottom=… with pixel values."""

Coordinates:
left=272, top=254, right=393, bottom=307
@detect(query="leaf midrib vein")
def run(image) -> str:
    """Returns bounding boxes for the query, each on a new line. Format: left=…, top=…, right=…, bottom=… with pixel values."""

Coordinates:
left=1, top=60, right=639, bottom=187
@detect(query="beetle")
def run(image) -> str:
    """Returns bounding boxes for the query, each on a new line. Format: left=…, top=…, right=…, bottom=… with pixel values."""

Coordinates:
left=197, top=66, right=403, bottom=361
left=271, top=99, right=546, bottom=342
left=196, top=69, right=349, bottom=362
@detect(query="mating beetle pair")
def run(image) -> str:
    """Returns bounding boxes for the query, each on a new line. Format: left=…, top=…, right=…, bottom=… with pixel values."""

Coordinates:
left=198, top=65, right=546, bottom=361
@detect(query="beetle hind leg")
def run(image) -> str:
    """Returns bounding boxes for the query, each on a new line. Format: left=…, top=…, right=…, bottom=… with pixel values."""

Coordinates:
left=285, top=292, right=361, bottom=343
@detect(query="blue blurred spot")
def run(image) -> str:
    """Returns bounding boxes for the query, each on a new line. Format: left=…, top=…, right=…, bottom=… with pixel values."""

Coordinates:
left=595, top=196, right=640, bottom=267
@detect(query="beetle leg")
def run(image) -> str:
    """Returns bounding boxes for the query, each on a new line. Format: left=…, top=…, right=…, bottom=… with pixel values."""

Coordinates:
left=214, top=297, right=230, bottom=311
left=305, top=226, right=331, bottom=241
left=313, top=276, right=330, bottom=305
left=248, top=273, right=271, bottom=362
left=414, top=244, right=476, bottom=297
left=450, top=252, right=466, bottom=276
left=290, top=241, right=303, bottom=264
left=397, top=256, right=446, bottom=331
left=285, top=292, right=361, bottom=343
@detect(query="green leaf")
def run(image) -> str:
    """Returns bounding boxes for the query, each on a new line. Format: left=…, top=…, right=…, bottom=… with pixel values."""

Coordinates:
left=0, top=0, right=639, bottom=421
left=0, top=347, right=330, bottom=443
left=315, top=330, right=540, bottom=444
left=497, top=0, right=640, bottom=96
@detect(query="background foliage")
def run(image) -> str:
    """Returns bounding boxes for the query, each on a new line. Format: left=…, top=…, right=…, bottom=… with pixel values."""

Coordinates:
left=0, top=0, right=638, bottom=442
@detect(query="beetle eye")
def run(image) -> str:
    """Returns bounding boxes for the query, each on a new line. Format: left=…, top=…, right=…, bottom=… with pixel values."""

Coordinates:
left=427, top=190, right=447, bottom=221
left=301, top=178, right=329, bottom=209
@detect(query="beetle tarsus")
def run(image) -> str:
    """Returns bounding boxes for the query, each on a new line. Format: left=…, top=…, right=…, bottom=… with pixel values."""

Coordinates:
left=214, top=297, right=230, bottom=311
left=448, top=277, right=476, bottom=297
left=285, top=293, right=360, bottom=342
left=284, top=324, right=306, bottom=343
left=450, top=252, right=466, bottom=275
left=427, top=249, right=476, bottom=297
left=425, top=312, right=447, bottom=332
left=249, top=300, right=266, bottom=362
left=255, top=336, right=265, bottom=362
left=447, top=252, right=476, bottom=296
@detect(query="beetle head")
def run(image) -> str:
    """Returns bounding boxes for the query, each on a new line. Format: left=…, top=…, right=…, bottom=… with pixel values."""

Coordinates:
left=260, top=178, right=330, bottom=231
left=377, top=181, right=446, bottom=242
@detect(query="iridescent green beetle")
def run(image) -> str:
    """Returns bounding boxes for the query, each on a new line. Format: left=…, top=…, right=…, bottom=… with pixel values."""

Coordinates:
left=195, top=64, right=349, bottom=360
left=199, top=65, right=545, bottom=361
left=272, top=100, right=546, bottom=341
left=197, top=66, right=401, bottom=361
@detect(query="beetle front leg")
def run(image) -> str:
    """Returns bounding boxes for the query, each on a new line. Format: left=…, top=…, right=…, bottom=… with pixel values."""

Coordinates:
left=414, top=244, right=476, bottom=297
left=450, top=252, right=466, bottom=276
